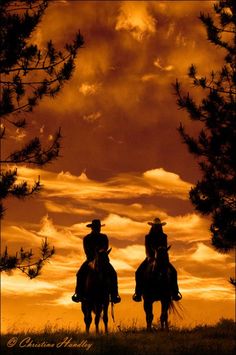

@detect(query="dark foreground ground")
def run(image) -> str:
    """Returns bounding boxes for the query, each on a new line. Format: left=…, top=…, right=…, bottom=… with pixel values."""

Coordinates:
left=1, top=318, right=235, bottom=355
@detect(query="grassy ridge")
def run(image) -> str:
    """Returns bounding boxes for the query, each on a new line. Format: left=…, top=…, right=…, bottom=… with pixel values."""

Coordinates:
left=1, top=319, right=235, bottom=355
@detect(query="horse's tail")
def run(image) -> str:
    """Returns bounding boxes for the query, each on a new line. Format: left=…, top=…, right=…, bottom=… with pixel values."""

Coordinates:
left=168, top=300, right=184, bottom=320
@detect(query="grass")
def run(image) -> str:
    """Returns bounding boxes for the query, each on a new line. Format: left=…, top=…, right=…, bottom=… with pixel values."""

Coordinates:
left=1, top=318, right=235, bottom=355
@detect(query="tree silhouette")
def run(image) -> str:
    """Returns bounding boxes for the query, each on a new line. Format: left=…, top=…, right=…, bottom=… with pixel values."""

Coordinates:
left=0, top=0, right=84, bottom=277
left=229, top=276, right=236, bottom=287
left=174, top=0, right=236, bottom=252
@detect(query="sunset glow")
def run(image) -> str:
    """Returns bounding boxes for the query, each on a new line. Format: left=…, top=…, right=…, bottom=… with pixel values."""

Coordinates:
left=1, top=0, right=235, bottom=333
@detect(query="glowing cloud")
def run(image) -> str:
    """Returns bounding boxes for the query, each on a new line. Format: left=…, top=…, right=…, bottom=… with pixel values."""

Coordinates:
left=112, top=244, right=145, bottom=266
left=37, top=215, right=84, bottom=252
left=17, top=166, right=192, bottom=201
left=9, top=128, right=27, bottom=142
left=143, top=168, right=192, bottom=199
left=141, top=73, right=159, bottom=82
left=191, top=243, right=230, bottom=263
left=45, top=200, right=92, bottom=216
left=82, top=111, right=102, bottom=123
left=116, top=2, right=156, bottom=41
left=154, top=58, right=174, bottom=71
left=1, top=273, right=58, bottom=296
left=79, top=82, right=100, bottom=96
left=166, top=214, right=210, bottom=243
left=179, top=273, right=234, bottom=300
left=102, top=214, right=147, bottom=240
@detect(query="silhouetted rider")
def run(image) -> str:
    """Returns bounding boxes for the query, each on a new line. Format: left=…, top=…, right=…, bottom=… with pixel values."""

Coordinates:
left=73, top=219, right=121, bottom=304
left=133, top=217, right=182, bottom=302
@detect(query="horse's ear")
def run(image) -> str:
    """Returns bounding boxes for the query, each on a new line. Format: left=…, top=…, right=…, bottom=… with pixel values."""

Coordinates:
left=107, top=248, right=112, bottom=255
left=167, top=245, right=171, bottom=251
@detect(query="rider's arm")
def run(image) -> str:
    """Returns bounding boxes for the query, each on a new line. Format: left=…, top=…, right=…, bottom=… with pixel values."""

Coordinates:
left=83, top=236, right=90, bottom=259
left=103, top=234, right=109, bottom=251
left=145, top=235, right=151, bottom=257
left=163, top=233, right=168, bottom=248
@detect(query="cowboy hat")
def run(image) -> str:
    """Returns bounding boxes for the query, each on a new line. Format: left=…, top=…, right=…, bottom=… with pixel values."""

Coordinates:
left=86, top=219, right=105, bottom=228
left=148, top=217, right=166, bottom=226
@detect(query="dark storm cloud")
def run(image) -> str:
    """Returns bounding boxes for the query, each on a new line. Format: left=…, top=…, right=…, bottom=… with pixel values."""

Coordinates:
left=22, top=0, right=221, bottom=183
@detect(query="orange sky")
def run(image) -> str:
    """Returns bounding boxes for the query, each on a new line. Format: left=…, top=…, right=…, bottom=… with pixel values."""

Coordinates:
left=1, top=0, right=235, bottom=333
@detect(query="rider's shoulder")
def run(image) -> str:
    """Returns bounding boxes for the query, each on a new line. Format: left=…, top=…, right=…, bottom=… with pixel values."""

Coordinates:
left=84, top=232, right=108, bottom=238
left=99, top=232, right=108, bottom=239
left=145, top=234, right=152, bottom=241
left=84, top=233, right=93, bottom=239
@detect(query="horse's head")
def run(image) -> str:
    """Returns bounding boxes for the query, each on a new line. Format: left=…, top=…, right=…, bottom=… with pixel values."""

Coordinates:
left=155, top=245, right=170, bottom=266
left=146, top=246, right=170, bottom=271
left=93, top=248, right=111, bottom=271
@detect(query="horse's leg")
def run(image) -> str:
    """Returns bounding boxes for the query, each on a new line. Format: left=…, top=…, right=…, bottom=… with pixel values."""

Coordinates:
left=144, top=298, right=153, bottom=331
left=94, top=305, right=102, bottom=334
left=82, top=303, right=92, bottom=334
left=103, top=304, right=109, bottom=334
left=160, top=299, right=169, bottom=331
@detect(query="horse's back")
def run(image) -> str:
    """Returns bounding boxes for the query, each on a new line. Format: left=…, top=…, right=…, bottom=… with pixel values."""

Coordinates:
left=143, top=263, right=172, bottom=301
left=84, top=268, right=110, bottom=305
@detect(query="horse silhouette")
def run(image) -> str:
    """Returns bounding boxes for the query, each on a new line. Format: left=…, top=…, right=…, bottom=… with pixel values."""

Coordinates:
left=81, top=248, right=112, bottom=334
left=142, top=246, right=175, bottom=331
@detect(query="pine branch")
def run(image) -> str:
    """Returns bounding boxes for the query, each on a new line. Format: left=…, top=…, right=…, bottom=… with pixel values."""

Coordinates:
left=229, top=277, right=236, bottom=287
left=188, top=64, right=236, bottom=95
left=173, top=80, right=208, bottom=121
left=4, top=128, right=62, bottom=165
left=3, top=53, right=71, bottom=74
left=0, top=77, right=60, bottom=86
left=9, top=178, right=41, bottom=198
left=0, top=167, right=41, bottom=200
left=1, top=31, right=84, bottom=75
left=0, top=239, right=55, bottom=279
left=5, top=0, right=48, bottom=13
left=178, top=123, right=206, bottom=156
